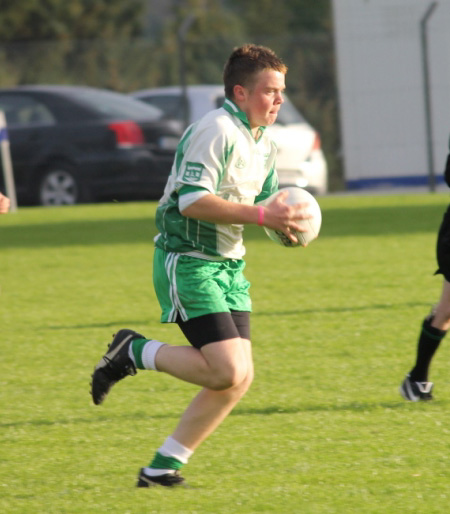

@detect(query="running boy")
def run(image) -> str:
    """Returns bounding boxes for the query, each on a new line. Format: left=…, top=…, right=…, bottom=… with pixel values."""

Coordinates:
left=91, top=44, right=312, bottom=486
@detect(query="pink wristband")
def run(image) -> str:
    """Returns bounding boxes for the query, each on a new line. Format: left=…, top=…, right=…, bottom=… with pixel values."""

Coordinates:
left=257, top=206, right=265, bottom=226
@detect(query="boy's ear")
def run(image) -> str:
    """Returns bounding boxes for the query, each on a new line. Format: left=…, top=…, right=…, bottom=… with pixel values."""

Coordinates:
left=232, top=84, right=246, bottom=103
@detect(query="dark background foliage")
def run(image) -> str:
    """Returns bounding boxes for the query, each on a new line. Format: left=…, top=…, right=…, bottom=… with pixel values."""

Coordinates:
left=0, top=0, right=341, bottom=189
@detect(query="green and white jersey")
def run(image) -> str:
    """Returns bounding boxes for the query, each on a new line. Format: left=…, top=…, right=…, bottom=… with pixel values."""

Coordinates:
left=154, top=98, right=279, bottom=259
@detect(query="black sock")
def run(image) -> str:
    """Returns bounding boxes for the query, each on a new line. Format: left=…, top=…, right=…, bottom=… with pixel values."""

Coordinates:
left=409, top=317, right=446, bottom=382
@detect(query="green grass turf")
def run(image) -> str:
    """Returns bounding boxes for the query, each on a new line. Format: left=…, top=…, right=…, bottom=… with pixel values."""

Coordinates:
left=1, top=193, right=449, bottom=513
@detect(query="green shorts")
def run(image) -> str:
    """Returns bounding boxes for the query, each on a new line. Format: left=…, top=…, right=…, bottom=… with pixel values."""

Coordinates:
left=153, top=248, right=251, bottom=323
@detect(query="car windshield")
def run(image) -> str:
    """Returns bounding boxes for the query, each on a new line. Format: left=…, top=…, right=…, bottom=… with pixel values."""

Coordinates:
left=70, top=89, right=164, bottom=121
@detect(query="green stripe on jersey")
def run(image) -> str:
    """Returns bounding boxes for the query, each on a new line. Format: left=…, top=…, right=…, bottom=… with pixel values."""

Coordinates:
left=155, top=194, right=220, bottom=256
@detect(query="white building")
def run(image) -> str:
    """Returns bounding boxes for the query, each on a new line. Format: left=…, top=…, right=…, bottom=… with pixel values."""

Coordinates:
left=332, top=0, right=450, bottom=190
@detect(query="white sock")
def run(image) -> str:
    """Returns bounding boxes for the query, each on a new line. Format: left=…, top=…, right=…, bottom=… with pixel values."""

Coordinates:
left=142, top=467, right=175, bottom=476
left=142, top=340, right=165, bottom=370
left=128, top=345, right=137, bottom=366
left=142, top=437, right=194, bottom=477
left=159, top=436, right=193, bottom=464
left=127, top=340, right=165, bottom=371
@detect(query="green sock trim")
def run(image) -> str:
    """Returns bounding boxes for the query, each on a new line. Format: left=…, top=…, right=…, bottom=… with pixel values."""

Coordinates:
left=422, top=319, right=447, bottom=341
left=422, top=326, right=445, bottom=341
left=150, top=452, right=184, bottom=471
left=131, top=338, right=148, bottom=370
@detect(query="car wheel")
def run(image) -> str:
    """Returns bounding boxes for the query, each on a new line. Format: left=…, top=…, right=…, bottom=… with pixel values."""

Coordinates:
left=38, top=165, right=84, bottom=206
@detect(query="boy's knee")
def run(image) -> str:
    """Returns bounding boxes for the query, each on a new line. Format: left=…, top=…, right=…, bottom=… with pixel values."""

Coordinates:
left=210, top=369, right=242, bottom=391
left=210, top=362, right=252, bottom=391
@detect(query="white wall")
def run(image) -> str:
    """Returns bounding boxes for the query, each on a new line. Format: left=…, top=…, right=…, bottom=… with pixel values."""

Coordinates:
left=332, top=0, right=450, bottom=189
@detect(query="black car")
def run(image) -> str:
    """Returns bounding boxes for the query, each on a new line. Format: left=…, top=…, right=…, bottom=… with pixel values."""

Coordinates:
left=0, top=85, right=182, bottom=205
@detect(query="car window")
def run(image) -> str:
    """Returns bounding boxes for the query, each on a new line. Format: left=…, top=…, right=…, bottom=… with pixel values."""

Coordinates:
left=0, top=94, right=56, bottom=126
left=139, top=95, right=186, bottom=122
left=210, top=93, right=302, bottom=124
left=133, top=90, right=305, bottom=126
left=69, top=89, right=164, bottom=121
left=277, top=95, right=305, bottom=125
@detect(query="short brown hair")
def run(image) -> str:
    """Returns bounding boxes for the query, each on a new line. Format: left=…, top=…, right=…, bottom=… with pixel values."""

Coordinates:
left=223, top=44, right=287, bottom=99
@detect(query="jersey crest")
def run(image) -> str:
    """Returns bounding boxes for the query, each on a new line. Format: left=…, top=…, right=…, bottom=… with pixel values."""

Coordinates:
left=183, top=162, right=204, bottom=182
left=235, top=156, right=246, bottom=169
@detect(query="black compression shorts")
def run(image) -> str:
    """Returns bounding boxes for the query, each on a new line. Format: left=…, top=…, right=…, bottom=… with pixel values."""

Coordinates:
left=176, top=311, right=250, bottom=349
left=435, top=204, right=450, bottom=281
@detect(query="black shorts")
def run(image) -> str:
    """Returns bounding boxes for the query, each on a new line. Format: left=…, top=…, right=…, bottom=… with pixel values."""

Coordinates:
left=176, top=311, right=250, bottom=349
left=435, top=204, right=450, bottom=281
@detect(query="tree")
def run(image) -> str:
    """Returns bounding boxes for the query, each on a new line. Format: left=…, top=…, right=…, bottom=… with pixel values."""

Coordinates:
left=284, top=0, right=332, bottom=32
left=155, top=0, right=246, bottom=86
left=0, top=0, right=145, bottom=41
left=225, top=0, right=331, bottom=36
left=0, top=0, right=147, bottom=87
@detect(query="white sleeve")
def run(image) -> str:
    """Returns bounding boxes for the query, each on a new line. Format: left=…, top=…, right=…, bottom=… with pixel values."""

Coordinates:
left=175, top=117, right=228, bottom=194
left=178, top=189, right=211, bottom=211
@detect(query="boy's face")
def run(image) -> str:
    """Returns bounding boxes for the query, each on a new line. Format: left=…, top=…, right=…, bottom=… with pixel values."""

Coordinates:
left=236, top=69, right=286, bottom=130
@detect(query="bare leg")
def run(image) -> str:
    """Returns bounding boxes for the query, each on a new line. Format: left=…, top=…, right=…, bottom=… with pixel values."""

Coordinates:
left=170, top=339, right=254, bottom=450
left=430, top=278, right=450, bottom=330
left=155, top=337, right=251, bottom=390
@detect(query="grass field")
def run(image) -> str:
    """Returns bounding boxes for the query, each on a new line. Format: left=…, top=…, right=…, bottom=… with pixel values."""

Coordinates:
left=1, top=193, right=450, bottom=513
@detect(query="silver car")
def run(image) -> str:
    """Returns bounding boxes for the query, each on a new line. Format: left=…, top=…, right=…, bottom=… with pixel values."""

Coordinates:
left=131, top=85, right=328, bottom=195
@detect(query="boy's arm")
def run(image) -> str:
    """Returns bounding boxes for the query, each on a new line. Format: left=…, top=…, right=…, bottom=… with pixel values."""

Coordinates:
left=181, top=192, right=310, bottom=243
